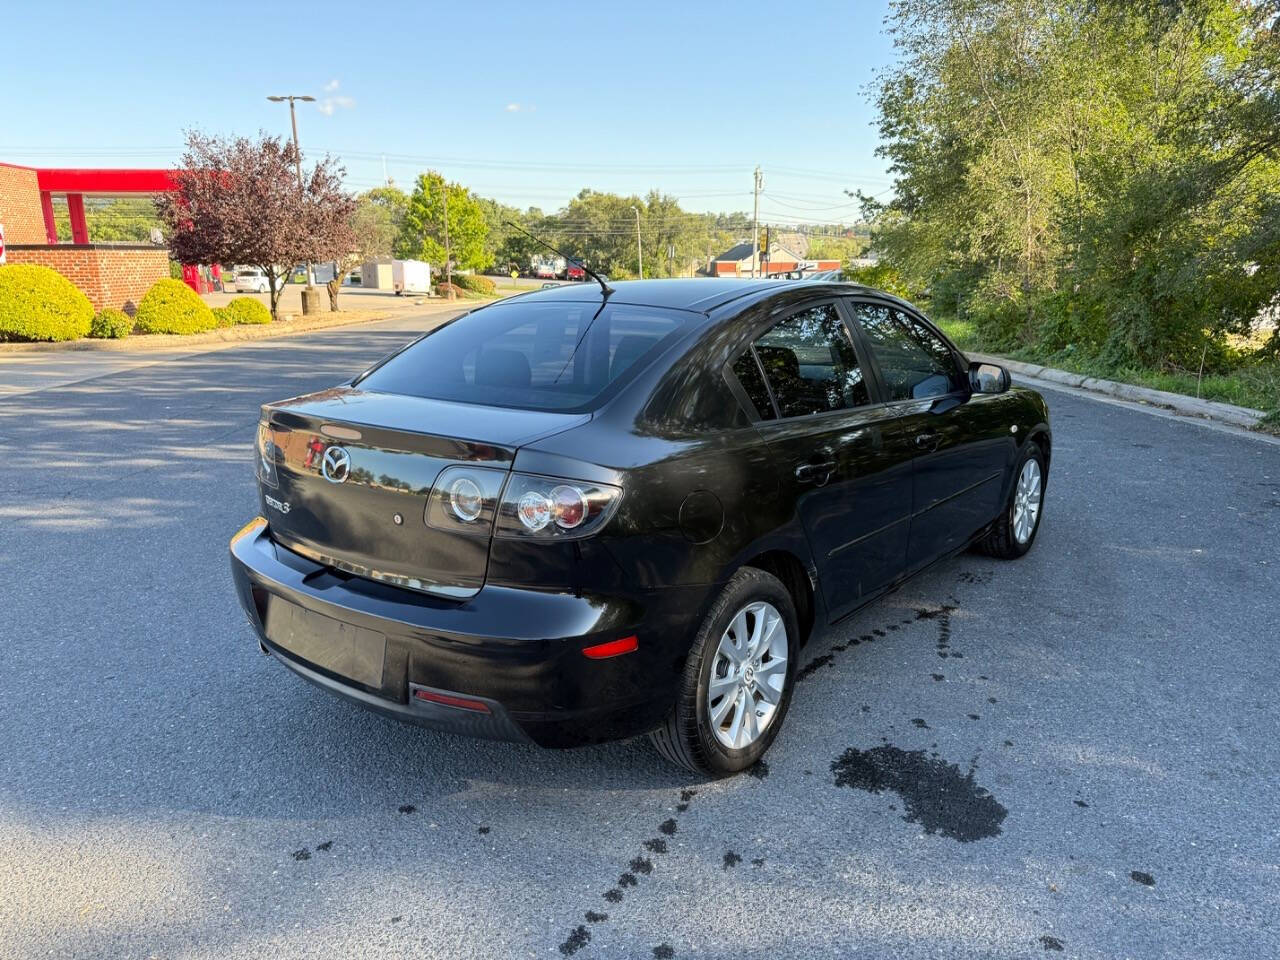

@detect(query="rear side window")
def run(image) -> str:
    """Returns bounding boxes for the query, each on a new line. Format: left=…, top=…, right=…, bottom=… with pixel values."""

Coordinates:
left=731, top=352, right=776, bottom=420
left=850, top=303, right=966, bottom=401
left=355, top=300, right=689, bottom=412
left=749, top=303, right=870, bottom=418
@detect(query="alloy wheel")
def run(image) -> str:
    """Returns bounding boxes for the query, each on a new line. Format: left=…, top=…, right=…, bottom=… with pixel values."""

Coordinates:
left=1013, top=459, right=1042, bottom=544
left=706, top=601, right=788, bottom=750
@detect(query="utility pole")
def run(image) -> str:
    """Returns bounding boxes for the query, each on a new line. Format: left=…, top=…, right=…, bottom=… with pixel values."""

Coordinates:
left=630, top=205, right=643, bottom=278
left=268, top=93, right=317, bottom=295
left=751, top=166, right=763, bottom=278
left=443, top=187, right=454, bottom=300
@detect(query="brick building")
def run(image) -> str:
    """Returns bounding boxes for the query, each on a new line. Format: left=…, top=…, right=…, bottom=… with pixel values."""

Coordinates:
left=0, top=162, right=174, bottom=312
left=708, top=240, right=841, bottom=278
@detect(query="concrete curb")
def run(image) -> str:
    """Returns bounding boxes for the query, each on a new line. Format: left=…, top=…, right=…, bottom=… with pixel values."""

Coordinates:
left=0, top=300, right=464, bottom=356
left=970, top=352, right=1266, bottom=429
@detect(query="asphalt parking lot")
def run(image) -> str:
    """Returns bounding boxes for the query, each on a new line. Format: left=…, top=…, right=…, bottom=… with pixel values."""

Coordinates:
left=2, top=312, right=1278, bottom=959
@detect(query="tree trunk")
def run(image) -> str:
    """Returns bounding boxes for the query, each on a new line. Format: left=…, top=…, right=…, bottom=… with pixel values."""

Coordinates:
left=267, top=272, right=283, bottom=321
left=327, top=274, right=342, bottom=311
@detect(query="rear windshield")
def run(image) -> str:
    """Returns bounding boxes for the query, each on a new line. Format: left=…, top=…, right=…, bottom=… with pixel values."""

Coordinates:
left=354, top=299, right=691, bottom=412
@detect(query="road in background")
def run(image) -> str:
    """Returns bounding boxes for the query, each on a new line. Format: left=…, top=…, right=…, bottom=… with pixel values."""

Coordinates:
left=2, top=312, right=1277, bottom=959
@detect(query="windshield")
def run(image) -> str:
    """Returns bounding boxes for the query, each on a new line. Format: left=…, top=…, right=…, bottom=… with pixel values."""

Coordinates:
left=355, top=299, right=692, bottom=412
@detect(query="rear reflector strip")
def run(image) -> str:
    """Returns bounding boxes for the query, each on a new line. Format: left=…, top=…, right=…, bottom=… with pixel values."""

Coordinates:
left=412, top=688, right=492, bottom=713
left=582, top=635, right=639, bottom=659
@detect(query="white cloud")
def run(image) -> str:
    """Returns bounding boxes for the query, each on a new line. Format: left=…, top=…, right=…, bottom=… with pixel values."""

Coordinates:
left=317, top=91, right=355, bottom=116
left=505, top=103, right=522, bottom=112
left=324, top=78, right=340, bottom=92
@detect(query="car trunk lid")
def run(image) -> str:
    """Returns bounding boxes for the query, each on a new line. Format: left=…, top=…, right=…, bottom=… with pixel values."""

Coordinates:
left=259, top=387, right=588, bottom=598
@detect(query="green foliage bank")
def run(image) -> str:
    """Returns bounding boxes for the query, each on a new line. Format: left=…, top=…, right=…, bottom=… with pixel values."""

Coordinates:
left=865, top=0, right=1280, bottom=386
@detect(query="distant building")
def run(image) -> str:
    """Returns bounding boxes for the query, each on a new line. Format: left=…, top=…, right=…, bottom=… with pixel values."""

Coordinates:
left=708, top=240, right=841, bottom=278
left=0, top=161, right=174, bottom=311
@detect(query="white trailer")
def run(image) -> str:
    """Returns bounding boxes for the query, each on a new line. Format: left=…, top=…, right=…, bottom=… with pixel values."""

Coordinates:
left=392, top=259, right=431, bottom=295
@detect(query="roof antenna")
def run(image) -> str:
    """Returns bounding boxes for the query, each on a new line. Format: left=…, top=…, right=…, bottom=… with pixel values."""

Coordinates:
left=503, top=221, right=613, bottom=298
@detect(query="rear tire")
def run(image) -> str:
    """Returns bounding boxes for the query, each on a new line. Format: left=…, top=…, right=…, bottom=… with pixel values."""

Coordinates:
left=649, top=567, right=798, bottom=777
left=975, top=442, right=1045, bottom=559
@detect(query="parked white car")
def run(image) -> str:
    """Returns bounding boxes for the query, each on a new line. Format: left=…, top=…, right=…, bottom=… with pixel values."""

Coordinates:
left=233, top=267, right=271, bottom=294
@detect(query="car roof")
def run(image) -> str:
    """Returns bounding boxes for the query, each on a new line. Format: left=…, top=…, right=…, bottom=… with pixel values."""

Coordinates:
left=499, top=276, right=912, bottom=316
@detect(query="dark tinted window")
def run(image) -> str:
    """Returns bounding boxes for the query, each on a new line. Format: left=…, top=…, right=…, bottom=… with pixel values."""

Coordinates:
left=751, top=303, right=869, bottom=418
left=356, top=301, right=688, bottom=412
left=851, top=303, right=966, bottom=401
left=731, top=352, right=776, bottom=420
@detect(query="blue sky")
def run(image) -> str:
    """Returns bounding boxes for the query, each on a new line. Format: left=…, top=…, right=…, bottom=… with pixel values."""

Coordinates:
left=2, top=0, right=897, bottom=223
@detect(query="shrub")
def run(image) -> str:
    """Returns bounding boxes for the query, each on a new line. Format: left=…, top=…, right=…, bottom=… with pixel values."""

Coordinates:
left=0, top=264, right=94, bottom=342
left=133, top=278, right=217, bottom=335
left=90, top=308, right=134, bottom=339
left=221, top=296, right=272, bottom=325
left=843, top=262, right=912, bottom=300
left=453, top=273, right=496, bottom=295
left=213, top=306, right=235, bottom=328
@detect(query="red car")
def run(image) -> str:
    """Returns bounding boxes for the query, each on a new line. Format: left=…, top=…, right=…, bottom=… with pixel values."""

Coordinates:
left=565, top=262, right=586, bottom=281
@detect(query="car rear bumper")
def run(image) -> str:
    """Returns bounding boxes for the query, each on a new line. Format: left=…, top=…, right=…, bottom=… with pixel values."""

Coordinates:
left=228, top=518, right=709, bottom=747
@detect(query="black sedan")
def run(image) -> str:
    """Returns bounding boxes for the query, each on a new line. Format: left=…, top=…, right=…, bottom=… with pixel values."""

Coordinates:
left=230, top=278, right=1050, bottom=776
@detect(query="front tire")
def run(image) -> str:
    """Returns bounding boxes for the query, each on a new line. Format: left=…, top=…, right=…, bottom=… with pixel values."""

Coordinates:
left=975, top=442, right=1045, bottom=559
left=649, top=567, right=798, bottom=777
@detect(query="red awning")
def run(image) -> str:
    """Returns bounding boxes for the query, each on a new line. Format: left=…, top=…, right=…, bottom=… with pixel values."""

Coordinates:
left=34, top=168, right=177, bottom=194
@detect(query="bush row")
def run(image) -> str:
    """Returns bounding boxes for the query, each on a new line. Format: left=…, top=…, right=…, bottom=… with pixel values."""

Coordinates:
left=451, top=273, right=497, bottom=296
left=213, top=297, right=272, bottom=328
left=0, top=265, right=94, bottom=342
left=0, top=265, right=275, bottom=341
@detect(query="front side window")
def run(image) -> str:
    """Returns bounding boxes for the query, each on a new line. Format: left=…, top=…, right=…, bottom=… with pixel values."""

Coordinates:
left=749, top=303, right=870, bottom=418
left=851, top=303, right=966, bottom=401
left=355, top=301, right=689, bottom=412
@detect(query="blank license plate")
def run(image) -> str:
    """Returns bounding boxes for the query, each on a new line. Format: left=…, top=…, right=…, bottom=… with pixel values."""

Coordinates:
left=264, top=599, right=386, bottom=689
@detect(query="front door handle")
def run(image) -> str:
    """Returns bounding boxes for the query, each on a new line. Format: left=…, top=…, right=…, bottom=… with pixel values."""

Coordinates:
left=795, top=460, right=837, bottom=484
left=915, top=432, right=941, bottom=451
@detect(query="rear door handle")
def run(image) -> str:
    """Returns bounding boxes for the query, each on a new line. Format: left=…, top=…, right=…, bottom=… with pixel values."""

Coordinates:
left=795, top=460, right=837, bottom=484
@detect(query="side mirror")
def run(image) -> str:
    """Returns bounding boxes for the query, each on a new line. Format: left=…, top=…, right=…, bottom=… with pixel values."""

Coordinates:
left=969, top=361, right=1010, bottom=394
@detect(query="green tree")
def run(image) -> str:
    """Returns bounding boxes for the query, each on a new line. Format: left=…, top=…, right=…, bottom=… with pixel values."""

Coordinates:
left=866, top=0, right=1280, bottom=369
left=396, top=172, right=490, bottom=271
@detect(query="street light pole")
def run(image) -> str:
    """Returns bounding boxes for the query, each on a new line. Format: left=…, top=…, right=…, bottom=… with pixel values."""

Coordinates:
left=630, top=205, right=642, bottom=279
left=268, top=94, right=316, bottom=287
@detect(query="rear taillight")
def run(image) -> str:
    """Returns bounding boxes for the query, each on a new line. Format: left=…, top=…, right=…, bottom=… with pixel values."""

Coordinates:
left=256, top=423, right=278, bottom=488
left=424, top=465, right=506, bottom=534
left=496, top=473, right=621, bottom=540
left=423, top=468, right=621, bottom=541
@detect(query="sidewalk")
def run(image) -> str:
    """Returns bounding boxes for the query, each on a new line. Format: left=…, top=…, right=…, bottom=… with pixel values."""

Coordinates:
left=971, top=351, right=1268, bottom=430
left=201, top=284, right=420, bottom=313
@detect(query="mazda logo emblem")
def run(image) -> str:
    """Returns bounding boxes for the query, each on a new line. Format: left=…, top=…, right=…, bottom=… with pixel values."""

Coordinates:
left=321, top=446, right=351, bottom=484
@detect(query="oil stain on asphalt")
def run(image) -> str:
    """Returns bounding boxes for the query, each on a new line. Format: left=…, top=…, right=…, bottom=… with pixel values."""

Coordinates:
left=558, top=785, right=704, bottom=955
left=830, top=745, right=1008, bottom=842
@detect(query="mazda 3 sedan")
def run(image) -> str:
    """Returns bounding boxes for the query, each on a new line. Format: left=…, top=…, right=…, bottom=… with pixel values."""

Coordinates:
left=230, top=278, right=1050, bottom=776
